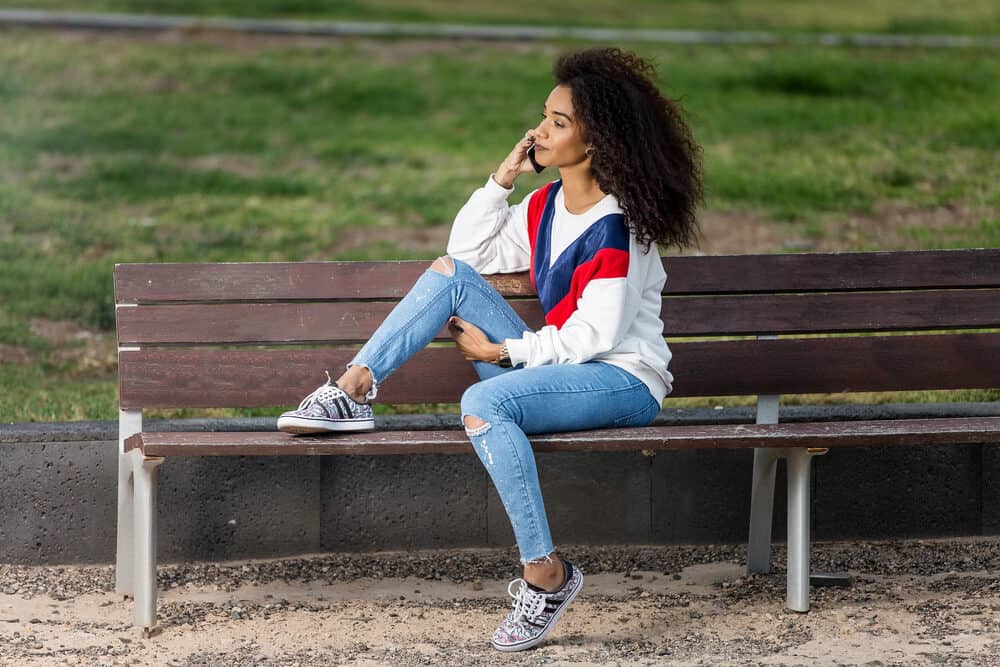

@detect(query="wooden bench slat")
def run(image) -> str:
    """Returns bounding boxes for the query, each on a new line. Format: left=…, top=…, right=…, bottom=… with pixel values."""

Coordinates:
left=666, top=249, right=1000, bottom=294
left=675, top=288, right=1000, bottom=335
left=124, top=416, right=1000, bottom=457
left=114, top=262, right=526, bottom=303
left=114, top=249, right=1000, bottom=303
left=677, top=333, right=1000, bottom=396
left=117, top=333, right=1000, bottom=408
left=115, top=301, right=544, bottom=345
left=115, top=289, right=1000, bottom=345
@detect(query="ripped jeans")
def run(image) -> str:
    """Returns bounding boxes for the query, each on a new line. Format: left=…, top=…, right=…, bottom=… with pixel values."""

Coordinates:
left=347, top=257, right=661, bottom=564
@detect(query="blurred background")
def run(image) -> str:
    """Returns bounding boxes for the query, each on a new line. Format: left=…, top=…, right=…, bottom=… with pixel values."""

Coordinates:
left=0, top=1, right=997, bottom=421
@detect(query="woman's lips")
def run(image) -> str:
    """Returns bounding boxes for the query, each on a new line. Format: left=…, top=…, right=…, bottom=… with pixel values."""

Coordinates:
left=534, top=145, right=549, bottom=151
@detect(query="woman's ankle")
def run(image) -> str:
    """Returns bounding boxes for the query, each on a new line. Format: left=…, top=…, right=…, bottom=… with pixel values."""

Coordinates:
left=336, top=366, right=374, bottom=403
left=523, top=555, right=565, bottom=592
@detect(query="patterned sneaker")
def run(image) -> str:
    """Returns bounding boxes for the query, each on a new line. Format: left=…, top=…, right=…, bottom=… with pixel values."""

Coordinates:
left=491, top=561, right=584, bottom=652
left=277, top=371, right=375, bottom=434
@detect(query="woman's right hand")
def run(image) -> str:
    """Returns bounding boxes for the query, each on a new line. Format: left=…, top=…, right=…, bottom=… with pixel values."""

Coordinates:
left=493, top=129, right=538, bottom=188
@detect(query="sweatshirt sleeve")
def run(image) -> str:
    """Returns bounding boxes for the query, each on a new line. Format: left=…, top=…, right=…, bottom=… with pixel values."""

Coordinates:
left=446, top=174, right=533, bottom=274
left=504, top=251, right=643, bottom=367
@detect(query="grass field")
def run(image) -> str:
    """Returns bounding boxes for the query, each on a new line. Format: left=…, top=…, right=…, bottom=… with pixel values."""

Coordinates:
left=5, top=0, right=1000, bottom=35
left=1, top=24, right=998, bottom=421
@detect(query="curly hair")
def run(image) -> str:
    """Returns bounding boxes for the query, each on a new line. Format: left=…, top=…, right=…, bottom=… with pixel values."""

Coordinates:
left=553, top=47, right=703, bottom=252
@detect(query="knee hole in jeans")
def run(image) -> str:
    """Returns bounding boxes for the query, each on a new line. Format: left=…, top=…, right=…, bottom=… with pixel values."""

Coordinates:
left=429, top=255, right=455, bottom=277
left=463, top=414, right=490, bottom=436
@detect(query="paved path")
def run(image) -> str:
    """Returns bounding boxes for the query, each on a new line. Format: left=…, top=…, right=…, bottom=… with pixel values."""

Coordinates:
left=1, top=8, right=998, bottom=49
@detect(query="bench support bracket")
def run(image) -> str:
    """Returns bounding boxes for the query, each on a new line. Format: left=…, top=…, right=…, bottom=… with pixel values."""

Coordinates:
left=747, top=394, right=780, bottom=576
left=747, top=447, right=779, bottom=575
left=115, top=408, right=142, bottom=598
left=124, top=448, right=164, bottom=633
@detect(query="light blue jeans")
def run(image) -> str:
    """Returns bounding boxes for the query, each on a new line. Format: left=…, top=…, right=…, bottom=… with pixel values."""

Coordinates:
left=348, top=257, right=661, bottom=563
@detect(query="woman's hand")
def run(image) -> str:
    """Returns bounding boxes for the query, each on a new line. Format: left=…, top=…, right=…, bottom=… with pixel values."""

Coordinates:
left=448, top=316, right=502, bottom=363
left=494, top=129, right=539, bottom=188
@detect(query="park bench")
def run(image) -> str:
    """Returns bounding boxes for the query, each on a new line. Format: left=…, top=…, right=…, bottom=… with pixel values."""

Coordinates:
left=114, top=248, right=1000, bottom=634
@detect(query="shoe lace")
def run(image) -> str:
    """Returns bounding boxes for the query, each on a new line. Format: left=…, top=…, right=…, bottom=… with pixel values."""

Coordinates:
left=507, top=579, right=546, bottom=623
left=296, top=370, right=340, bottom=411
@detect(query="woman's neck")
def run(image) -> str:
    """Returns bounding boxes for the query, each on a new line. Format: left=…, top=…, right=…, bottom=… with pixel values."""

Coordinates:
left=558, top=166, right=607, bottom=215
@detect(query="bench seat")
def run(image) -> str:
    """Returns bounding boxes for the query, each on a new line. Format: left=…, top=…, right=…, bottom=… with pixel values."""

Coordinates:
left=125, top=416, right=1000, bottom=457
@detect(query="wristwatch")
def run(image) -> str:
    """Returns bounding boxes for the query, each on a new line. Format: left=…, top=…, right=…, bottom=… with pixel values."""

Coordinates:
left=496, top=343, right=513, bottom=368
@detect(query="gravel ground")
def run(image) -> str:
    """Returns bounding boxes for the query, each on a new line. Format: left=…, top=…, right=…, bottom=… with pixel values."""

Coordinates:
left=2, top=536, right=999, bottom=666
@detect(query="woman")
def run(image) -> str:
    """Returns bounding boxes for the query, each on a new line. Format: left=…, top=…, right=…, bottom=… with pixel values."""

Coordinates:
left=277, top=47, right=702, bottom=652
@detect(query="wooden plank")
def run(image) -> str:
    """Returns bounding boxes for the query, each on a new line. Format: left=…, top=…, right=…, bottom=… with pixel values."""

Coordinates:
left=124, top=416, right=1000, bottom=456
left=114, top=261, right=538, bottom=303
left=664, top=249, right=1000, bottom=294
left=117, top=333, right=1000, bottom=408
left=115, top=301, right=544, bottom=345
left=114, top=249, right=1000, bottom=303
left=118, top=347, right=475, bottom=409
left=667, top=288, right=1000, bottom=336
left=675, top=333, right=1000, bottom=396
left=116, top=289, right=1000, bottom=345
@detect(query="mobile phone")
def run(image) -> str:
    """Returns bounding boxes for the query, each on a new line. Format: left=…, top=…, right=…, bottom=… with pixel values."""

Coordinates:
left=526, top=144, right=545, bottom=173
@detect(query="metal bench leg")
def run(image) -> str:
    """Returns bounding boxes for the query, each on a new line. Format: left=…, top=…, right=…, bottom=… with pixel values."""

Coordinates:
left=786, top=448, right=812, bottom=612
left=747, top=448, right=779, bottom=574
left=116, top=407, right=142, bottom=598
left=747, top=392, right=780, bottom=575
left=130, top=450, right=164, bottom=634
left=115, top=453, right=135, bottom=597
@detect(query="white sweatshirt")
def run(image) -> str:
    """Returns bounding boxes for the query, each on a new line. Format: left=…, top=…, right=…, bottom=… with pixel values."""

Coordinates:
left=446, top=174, right=673, bottom=405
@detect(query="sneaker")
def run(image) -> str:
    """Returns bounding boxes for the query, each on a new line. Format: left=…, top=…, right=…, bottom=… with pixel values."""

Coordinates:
left=491, top=561, right=584, bottom=652
left=277, top=371, right=375, bottom=434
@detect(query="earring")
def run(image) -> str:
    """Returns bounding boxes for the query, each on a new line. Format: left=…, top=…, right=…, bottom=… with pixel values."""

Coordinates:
left=585, top=147, right=594, bottom=156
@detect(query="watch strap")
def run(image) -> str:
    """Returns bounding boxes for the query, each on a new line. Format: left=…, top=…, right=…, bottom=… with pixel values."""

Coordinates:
left=497, top=342, right=513, bottom=368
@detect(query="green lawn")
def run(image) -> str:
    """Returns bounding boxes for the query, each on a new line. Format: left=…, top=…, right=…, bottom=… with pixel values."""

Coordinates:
left=6, top=0, right=1000, bottom=35
left=1, top=28, right=997, bottom=421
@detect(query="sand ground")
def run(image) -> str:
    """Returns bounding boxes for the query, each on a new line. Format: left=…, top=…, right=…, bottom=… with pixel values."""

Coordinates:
left=2, top=537, right=999, bottom=666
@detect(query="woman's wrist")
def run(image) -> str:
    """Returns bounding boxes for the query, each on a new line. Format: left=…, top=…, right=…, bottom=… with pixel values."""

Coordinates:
left=482, top=342, right=504, bottom=363
left=492, top=168, right=517, bottom=189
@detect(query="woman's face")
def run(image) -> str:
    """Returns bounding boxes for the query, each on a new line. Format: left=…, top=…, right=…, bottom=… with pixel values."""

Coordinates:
left=530, top=85, right=590, bottom=170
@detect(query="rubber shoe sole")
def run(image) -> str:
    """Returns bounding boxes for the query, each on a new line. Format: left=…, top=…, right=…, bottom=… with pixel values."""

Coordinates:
left=277, top=414, right=375, bottom=434
left=491, top=571, right=584, bottom=652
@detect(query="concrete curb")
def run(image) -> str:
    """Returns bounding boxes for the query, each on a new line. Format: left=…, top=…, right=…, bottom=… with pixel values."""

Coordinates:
left=1, top=9, right=998, bottom=49
left=2, top=403, right=998, bottom=565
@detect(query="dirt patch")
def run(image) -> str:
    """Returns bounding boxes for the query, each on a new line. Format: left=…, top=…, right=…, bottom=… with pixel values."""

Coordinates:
left=28, top=318, right=100, bottom=346
left=36, top=153, right=93, bottom=181
left=29, top=318, right=117, bottom=377
left=2, top=538, right=999, bottom=666
left=0, top=344, right=32, bottom=365
left=334, top=221, right=453, bottom=257
left=332, top=200, right=994, bottom=259
left=679, top=209, right=814, bottom=255
left=831, top=202, right=997, bottom=250
left=47, top=336, right=117, bottom=377
left=679, top=203, right=996, bottom=256
left=180, top=154, right=262, bottom=180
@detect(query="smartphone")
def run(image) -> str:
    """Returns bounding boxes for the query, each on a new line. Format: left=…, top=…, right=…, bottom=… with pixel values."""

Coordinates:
left=526, top=144, right=546, bottom=173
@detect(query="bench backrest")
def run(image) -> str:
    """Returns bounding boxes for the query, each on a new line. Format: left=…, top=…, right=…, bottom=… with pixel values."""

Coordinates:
left=114, top=249, right=1000, bottom=410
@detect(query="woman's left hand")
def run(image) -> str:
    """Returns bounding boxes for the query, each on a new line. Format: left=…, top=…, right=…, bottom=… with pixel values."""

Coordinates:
left=448, top=316, right=501, bottom=363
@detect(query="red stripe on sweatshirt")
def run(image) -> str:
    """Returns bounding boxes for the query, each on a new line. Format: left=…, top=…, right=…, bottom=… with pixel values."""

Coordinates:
left=526, top=182, right=554, bottom=288
left=544, top=247, right=630, bottom=329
